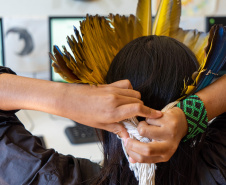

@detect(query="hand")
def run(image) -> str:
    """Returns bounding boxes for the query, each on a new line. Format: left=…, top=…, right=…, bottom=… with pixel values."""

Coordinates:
left=61, top=80, right=163, bottom=138
left=124, top=107, right=188, bottom=163
left=0, top=74, right=162, bottom=138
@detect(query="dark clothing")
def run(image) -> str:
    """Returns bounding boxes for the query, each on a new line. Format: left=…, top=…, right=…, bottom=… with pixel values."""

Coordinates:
left=196, top=114, right=226, bottom=185
left=0, top=66, right=225, bottom=185
left=0, top=67, right=101, bottom=185
left=0, top=113, right=101, bottom=185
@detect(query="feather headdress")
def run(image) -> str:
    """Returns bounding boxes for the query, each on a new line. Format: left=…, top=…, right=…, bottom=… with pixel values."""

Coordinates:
left=50, top=0, right=226, bottom=98
left=49, top=0, right=226, bottom=184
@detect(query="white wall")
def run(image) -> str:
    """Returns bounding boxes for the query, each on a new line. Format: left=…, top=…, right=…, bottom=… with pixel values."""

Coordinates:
left=0, top=0, right=138, bottom=17
left=0, top=0, right=225, bottom=17
left=214, top=0, right=226, bottom=15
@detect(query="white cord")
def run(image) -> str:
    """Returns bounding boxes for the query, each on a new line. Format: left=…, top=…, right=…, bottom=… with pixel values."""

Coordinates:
left=120, top=101, right=179, bottom=185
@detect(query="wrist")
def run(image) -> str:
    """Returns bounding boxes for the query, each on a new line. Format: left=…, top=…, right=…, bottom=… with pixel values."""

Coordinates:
left=44, top=82, right=72, bottom=117
left=172, top=107, right=188, bottom=138
left=54, top=83, right=85, bottom=121
left=176, top=95, right=208, bottom=142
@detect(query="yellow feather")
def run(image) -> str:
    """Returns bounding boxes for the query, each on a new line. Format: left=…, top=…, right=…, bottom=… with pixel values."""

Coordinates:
left=50, top=0, right=212, bottom=92
left=174, top=29, right=209, bottom=66
left=152, top=0, right=181, bottom=36
left=136, top=0, right=152, bottom=36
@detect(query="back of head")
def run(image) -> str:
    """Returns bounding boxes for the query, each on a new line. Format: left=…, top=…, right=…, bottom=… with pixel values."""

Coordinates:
left=94, top=35, right=199, bottom=185
left=106, top=35, right=198, bottom=110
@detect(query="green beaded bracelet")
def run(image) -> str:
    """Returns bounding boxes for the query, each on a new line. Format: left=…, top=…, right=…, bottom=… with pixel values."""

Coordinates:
left=176, top=95, right=208, bottom=142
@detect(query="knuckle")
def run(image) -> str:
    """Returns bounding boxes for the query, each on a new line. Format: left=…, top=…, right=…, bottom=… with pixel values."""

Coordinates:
left=169, top=122, right=178, bottom=138
left=135, top=91, right=141, bottom=99
left=124, top=79, right=131, bottom=87
left=136, top=156, right=145, bottom=163
left=106, top=93, right=117, bottom=102
left=171, top=120, right=178, bottom=129
left=104, top=111, right=114, bottom=121
left=107, top=86, right=115, bottom=92
left=143, top=147, right=153, bottom=156
left=103, top=108, right=116, bottom=121
left=162, top=155, right=170, bottom=162
left=134, top=103, right=142, bottom=112
left=138, top=127, right=147, bottom=137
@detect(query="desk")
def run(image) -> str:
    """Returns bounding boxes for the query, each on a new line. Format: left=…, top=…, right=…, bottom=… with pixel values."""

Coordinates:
left=16, top=110, right=103, bottom=162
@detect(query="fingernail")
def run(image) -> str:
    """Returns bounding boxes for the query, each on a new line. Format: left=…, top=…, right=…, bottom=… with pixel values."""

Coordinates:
left=123, top=138, right=129, bottom=147
left=156, top=110, right=162, bottom=116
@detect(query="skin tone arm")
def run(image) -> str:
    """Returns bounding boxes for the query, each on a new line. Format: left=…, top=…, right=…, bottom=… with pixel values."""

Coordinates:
left=0, top=73, right=162, bottom=138
left=125, top=75, right=226, bottom=163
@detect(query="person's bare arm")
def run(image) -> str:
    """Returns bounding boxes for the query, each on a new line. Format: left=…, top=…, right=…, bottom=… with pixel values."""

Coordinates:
left=0, top=73, right=162, bottom=138
left=196, top=75, right=226, bottom=120
left=125, top=75, right=226, bottom=163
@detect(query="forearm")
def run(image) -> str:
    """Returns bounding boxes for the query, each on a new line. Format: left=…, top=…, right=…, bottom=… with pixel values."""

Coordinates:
left=196, top=75, right=226, bottom=120
left=0, top=74, right=161, bottom=136
left=0, top=73, right=68, bottom=115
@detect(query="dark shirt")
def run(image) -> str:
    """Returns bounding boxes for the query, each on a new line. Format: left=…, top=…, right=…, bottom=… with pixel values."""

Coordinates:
left=196, top=114, right=226, bottom=185
left=0, top=66, right=225, bottom=185
left=0, top=113, right=101, bottom=185
left=0, top=67, right=101, bottom=185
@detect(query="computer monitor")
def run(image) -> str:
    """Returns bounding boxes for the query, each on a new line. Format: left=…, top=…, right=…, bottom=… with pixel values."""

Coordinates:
left=49, top=16, right=101, bottom=144
left=206, top=17, right=226, bottom=76
left=49, top=16, right=136, bottom=82
left=0, top=18, right=5, bottom=67
left=49, top=17, right=86, bottom=82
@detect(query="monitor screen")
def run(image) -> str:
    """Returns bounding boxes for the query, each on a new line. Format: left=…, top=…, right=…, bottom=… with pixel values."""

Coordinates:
left=0, top=18, right=5, bottom=67
left=49, top=17, right=85, bottom=82
left=206, top=17, right=226, bottom=76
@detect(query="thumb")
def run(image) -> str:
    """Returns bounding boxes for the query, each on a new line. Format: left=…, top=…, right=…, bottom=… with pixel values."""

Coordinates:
left=146, top=108, right=163, bottom=119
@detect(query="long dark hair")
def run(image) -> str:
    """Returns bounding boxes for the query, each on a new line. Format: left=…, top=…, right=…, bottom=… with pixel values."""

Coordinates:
left=92, top=35, right=202, bottom=185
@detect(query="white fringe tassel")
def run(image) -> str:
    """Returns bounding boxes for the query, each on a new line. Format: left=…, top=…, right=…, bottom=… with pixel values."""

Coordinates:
left=120, top=101, right=179, bottom=185
left=121, top=117, right=155, bottom=185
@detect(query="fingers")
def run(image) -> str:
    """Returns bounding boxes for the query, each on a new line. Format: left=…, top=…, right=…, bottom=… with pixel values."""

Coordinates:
left=137, top=121, right=167, bottom=140
left=125, top=139, right=175, bottom=163
left=127, top=150, right=164, bottom=164
left=113, top=88, right=141, bottom=99
left=104, top=122, right=129, bottom=139
left=108, top=79, right=133, bottom=89
left=116, top=103, right=162, bottom=121
left=104, top=87, right=141, bottom=100
left=112, top=94, right=144, bottom=107
left=125, top=139, right=165, bottom=156
left=100, top=80, right=141, bottom=99
left=121, top=108, right=188, bottom=164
